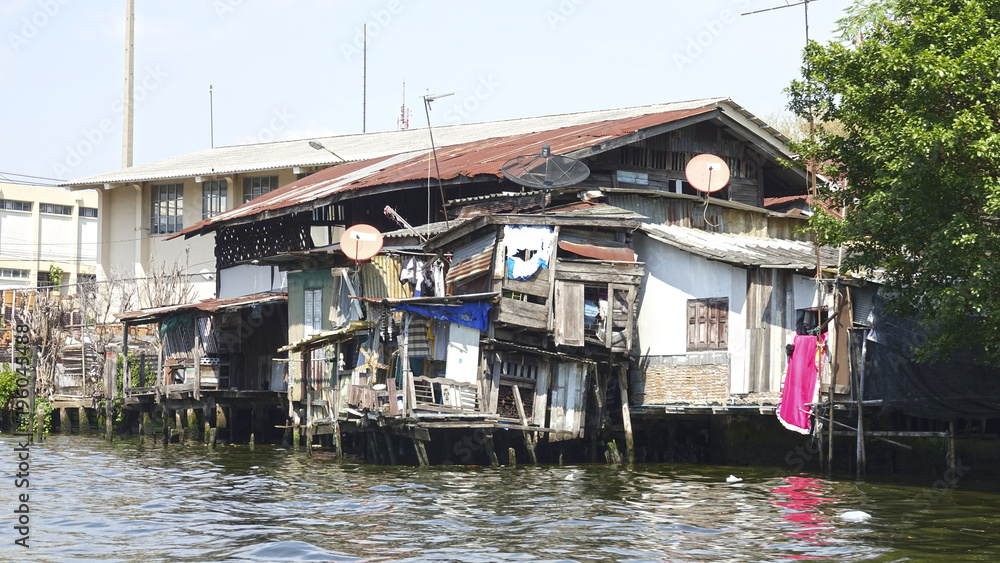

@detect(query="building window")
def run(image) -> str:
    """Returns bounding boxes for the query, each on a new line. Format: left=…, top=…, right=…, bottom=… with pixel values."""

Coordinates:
left=0, top=268, right=29, bottom=280
left=0, top=199, right=32, bottom=212
left=37, top=271, right=52, bottom=288
left=242, top=175, right=279, bottom=204
left=80, top=207, right=98, bottom=218
left=311, top=203, right=347, bottom=224
left=687, top=298, right=728, bottom=351
left=40, top=203, right=72, bottom=215
left=304, top=288, right=323, bottom=337
left=202, top=179, right=227, bottom=219
left=150, top=183, right=184, bottom=235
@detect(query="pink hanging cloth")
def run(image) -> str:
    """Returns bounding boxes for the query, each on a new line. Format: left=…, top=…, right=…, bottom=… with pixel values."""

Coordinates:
left=778, top=333, right=826, bottom=434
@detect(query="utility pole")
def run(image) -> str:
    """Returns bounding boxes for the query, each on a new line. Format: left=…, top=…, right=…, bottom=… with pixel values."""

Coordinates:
left=122, top=0, right=135, bottom=168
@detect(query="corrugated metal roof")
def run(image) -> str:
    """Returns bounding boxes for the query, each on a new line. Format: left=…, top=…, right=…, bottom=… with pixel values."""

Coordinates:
left=447, top=233, right=496, bottom=285
left=66, top=97, right=732, bottom=187
left=558, top=240, right=636, bottom=263
left=116, top=292, right=287, bottom=323
left=173, top=107, right=713, bottom=239
left=641, top=224, right=840, bottom=269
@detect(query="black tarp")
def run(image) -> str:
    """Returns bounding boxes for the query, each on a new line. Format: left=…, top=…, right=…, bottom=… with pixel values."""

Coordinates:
left=864, top=295, right=1000, bottom=420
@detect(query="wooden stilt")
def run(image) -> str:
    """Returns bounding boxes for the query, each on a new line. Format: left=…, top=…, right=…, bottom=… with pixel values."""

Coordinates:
left=947, top=420, right=957, bottom=474
left=484, top=433, right=499, bottom=467
left=209, top=427, right=217, bottom=448
left=59, top=408, right=70, bottom=433
left=78, top=407, right=90, bottom=434
left=383, top=432, right=397, bottom=465
left=617, top=366, right=634, bottom=465
left=410, top=428, right=429, bottom=467
left=249, top=432, right=255, bottom=450
left=334, top=419, right=343, bottom=460
left=35, top=405, right=44, bottom=441
left=176, top=410, right=185, bottom=443
left=523, top=431, right=538, bottom=465
left=508, top=447, right=517, bottom=467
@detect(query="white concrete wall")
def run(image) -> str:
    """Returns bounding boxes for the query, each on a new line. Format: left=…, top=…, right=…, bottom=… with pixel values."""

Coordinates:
left=0, top=183, right=98, bottom=289
left=634, top=233, right=750, bottom=395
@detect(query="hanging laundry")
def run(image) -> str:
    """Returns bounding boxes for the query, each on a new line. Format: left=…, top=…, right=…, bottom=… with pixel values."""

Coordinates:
left=504, top=225, right=553, bottom=280
left=428, top=259, right=446, bottom=297
left=407, top=316, right=431, bottom=357
left=777, top=333, right=826, bottom=435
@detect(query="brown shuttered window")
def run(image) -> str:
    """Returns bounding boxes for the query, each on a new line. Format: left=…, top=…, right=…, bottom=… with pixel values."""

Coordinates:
left=687, top=298, right=728, bottom=351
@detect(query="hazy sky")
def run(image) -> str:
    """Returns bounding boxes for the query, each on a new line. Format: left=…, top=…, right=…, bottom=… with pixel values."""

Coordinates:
left=0, top=0, right=849, bottom=185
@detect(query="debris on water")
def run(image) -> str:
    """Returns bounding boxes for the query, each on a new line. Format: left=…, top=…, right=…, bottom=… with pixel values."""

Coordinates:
left=840, top=510, right=872, bottom=522
left=726, top=475, right=742, bottom=483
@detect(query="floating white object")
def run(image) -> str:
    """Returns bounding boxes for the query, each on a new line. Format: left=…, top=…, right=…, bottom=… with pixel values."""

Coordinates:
left=840, top=510, right=872, bottom=522
left=726, top=475, right=742, bottom=483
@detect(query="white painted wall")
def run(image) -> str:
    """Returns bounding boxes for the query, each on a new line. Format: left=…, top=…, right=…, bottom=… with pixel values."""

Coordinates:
left=634, top=233, right=749, bottom=394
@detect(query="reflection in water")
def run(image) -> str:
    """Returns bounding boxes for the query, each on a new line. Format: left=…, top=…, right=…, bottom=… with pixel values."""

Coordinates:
left=2, top=435, right=1000, bottom=562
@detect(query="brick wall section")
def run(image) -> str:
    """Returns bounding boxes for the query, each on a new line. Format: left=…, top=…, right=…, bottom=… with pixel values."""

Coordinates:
left=630, top=352, right=731, bottom=405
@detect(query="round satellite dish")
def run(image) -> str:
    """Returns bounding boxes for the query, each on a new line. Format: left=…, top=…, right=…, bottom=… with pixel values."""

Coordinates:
left=501, top=144, right=591, bottom=189
left=340, top=224, right=383, bottom=261
left=685, top=154, right=731, bottom=193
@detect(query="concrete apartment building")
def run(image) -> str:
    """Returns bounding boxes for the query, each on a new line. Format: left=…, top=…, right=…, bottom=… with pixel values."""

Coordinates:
left=0, top=182, right=99, bottom=290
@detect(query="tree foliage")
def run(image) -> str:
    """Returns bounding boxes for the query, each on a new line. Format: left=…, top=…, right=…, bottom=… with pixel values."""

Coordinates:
left=789, top=0, right=1000, bottom=363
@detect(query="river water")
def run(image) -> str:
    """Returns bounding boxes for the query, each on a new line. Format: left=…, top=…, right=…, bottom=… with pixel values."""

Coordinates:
left=2, top=435, right=998, bottom=562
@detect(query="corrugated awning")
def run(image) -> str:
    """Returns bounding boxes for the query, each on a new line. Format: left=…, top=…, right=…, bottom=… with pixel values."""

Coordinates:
left=279, top=321, right=373, bottom=352
left=558, top=240, right=636, bottom=263
left=446, top=233, right=496, bottom=285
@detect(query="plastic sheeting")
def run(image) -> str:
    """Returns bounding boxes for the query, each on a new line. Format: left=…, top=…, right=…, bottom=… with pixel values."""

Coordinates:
left=393, top=301, right=492, bottom=332
left=865, top=294, right=1000, bottom=420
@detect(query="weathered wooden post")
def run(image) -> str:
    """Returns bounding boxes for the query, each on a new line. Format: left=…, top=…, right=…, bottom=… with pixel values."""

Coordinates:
left=175, top=410, right=185, bottom=443
left=508, top=447, right=517, bottom=467
left=79, top=407, right=91, bottom=434
left=59, top=407, right=70, bottom=433
left=617, top=367, right=635, bottom=465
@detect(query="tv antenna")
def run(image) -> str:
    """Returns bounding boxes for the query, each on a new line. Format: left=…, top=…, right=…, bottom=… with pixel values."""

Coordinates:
left=423, top=91, right=453, bottom=229
left=742, top=0, right=819, bottom=43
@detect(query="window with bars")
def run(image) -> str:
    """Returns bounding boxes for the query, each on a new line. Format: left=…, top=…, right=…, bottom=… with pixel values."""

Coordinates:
left=150, top=183, right=184, bottom=235
left=311, top=203, right=347, bottom=224
left=0, top=199, right=32, bottom=212
left=40, top=203, right=72, bottom=215
left=687, top=297, right=728, bottom=351
left=242, top=175, right=279, bottom=203
left=80, top=207, right=98, bottom=218
left=303, top=288, right=323, bottom=337
left=202, top=179, right=227, bottom=219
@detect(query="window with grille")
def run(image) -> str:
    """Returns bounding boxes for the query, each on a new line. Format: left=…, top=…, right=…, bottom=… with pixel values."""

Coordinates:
left=0, top=199, right=32, bottom=212
left=150, top=183, right=184, bottom=235
left=242, top=175, right=279, bottom=203
left=40, top=203, right=71, bottom=215
left=202, top=179, right=227, bottom=219
left=80, top=207, right=98, bottom=218
left=304, top=288, right=323, bottom=337
left=687, top=298, right=728, bottom=351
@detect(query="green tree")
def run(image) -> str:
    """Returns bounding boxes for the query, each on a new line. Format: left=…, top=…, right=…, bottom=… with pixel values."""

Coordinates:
left=789, top=0, right=1000, bottom=363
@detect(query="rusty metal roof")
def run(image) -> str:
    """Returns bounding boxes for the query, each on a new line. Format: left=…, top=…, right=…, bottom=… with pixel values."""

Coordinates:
left=174, top=106, right=717, bottom=240
left=558, top=240, right=636, bottom=263
left=66, top=98, right=740, bottom=188
left=116, top=292, right=287, bottom=323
